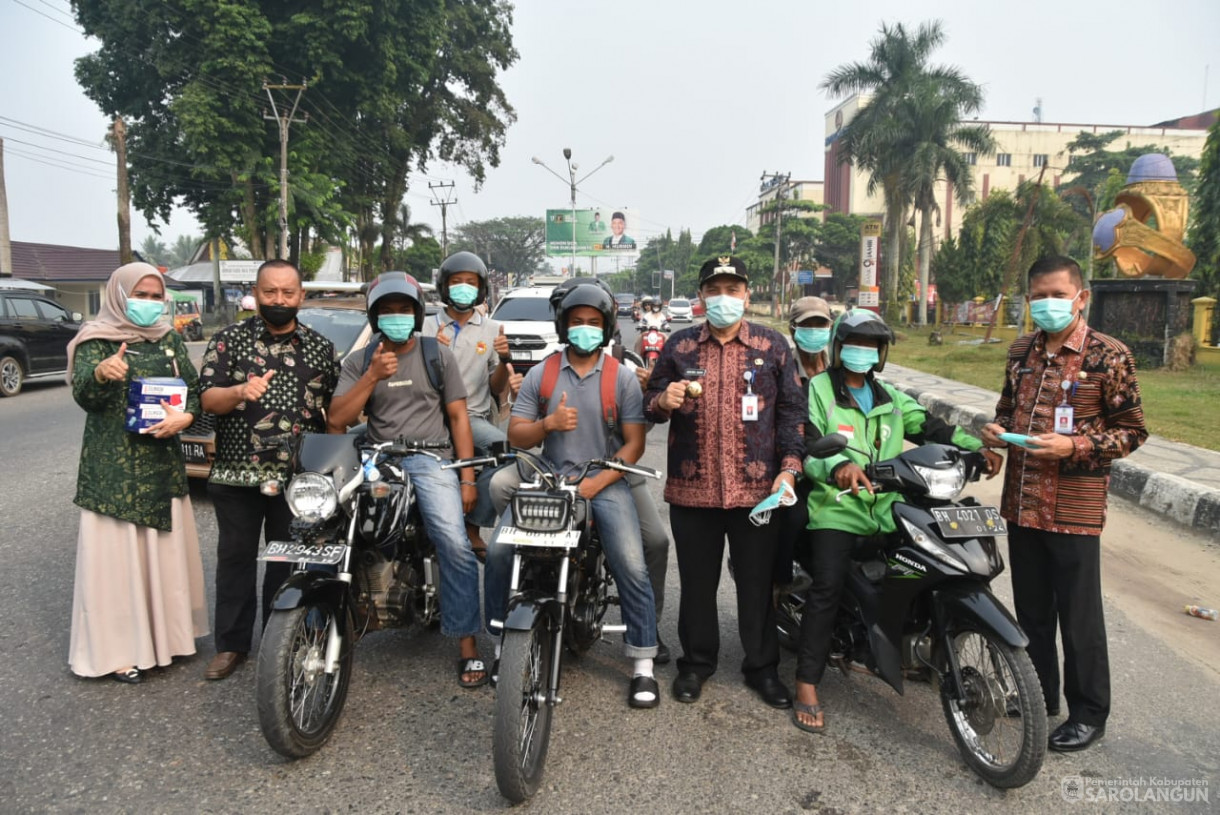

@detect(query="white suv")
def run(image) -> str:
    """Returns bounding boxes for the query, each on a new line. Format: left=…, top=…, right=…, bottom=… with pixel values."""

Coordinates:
left=490, top=286, right=563, bottom=375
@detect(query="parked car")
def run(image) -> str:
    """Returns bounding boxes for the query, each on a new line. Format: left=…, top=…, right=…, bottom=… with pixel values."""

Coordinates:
left=490, top=286, right=563, bottom=376
left=690, top=298, right=705, bottom=317
left=0, top=289, right=81, bottom=397
left=180, top=298, right=373, bottom=478
left=666, top=297, right=693, bottom=322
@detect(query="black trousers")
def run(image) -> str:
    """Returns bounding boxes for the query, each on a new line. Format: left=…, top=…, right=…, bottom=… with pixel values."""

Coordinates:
left=795, top=529, right=857, bottom=686
left=772, top=481, right=811, bottom=585
left=208, top=483, right=293, bottom=654
left=1007, top=524, right=1110, bottom=726
left=670, top=505, right=779, bottom=681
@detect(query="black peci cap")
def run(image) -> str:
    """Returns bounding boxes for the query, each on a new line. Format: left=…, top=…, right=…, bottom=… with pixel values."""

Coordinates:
left=698, top=255, right=749, bottom=286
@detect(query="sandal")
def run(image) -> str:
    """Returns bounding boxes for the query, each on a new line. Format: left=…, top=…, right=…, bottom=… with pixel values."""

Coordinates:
left=628, top=675, right=660, bottom=709
left=791, top=700, right=825, bottom=733
left=457, top=657, right=490, bottom=689
left=112, top=667, right=143, bottom=685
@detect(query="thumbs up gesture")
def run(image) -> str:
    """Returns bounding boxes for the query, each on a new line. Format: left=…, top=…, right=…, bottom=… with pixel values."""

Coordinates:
left=242, top=368, right=276, bottom=402
left=544, top=391, right=579, bottom=433
left=494, top=323, right=511, bottom=361
left=368, top=341, right=398, bottom=381
left=506, top=363, right=524, bottom=398
left=95, top=341, right=130, bottom=383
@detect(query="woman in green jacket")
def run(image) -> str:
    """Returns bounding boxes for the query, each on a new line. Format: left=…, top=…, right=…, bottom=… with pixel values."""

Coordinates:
left=67, top=262, right=208, bottom=684
left=791, top=310, right=1000, bottom=732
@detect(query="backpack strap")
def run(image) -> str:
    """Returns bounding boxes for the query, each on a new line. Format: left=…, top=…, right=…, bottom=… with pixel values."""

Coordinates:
left=362, top=332, right=444, bottom=395
left=537, top=351, right=564, bottom=414
left=536, top=350, right=619, bottom=433
left=600, top=354, right=620, bottom=431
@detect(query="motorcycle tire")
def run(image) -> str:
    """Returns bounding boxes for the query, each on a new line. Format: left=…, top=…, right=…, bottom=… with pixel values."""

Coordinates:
left=493, top=620, right=556, bottom=803
left=255, top=602, right=354, bottom=759
left=938, top=628, right=1046, bottom=789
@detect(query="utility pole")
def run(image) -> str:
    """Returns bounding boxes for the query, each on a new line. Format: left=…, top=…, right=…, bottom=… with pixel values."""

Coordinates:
left=0, top=139, right=12, bottom=278
left=264, top=80, right=308, bottom=260
left=761, top=171, right=790, bottom=317
left=112, top=117, right=132, bottom=264
left=429, top=181, right=457, bottom=257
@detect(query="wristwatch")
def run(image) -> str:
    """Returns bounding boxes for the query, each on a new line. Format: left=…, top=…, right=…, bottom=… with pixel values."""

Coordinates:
left=782, top=467, right=801, bottom=478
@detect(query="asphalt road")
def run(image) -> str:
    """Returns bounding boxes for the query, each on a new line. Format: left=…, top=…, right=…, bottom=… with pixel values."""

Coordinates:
left=1, top=320, right=1216, bottom=813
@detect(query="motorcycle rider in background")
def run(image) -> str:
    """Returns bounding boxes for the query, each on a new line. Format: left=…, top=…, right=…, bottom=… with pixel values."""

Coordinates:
left=792, top=310, right=1001, bottom=733
left=327, top=272, right=490, bottom=689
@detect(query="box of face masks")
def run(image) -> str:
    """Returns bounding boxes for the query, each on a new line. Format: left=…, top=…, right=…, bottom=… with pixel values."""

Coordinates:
left=125, top=377, right=188, bottom=432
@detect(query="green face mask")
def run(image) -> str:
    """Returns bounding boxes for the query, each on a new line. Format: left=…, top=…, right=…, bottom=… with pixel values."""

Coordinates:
left=449, top=282, right=479, bottom=308
left=794, top=327, right=831, bottom=354
left=567, top=325, right=603, bottom=354
left=125, top=298, right=164, bottom=327
left=379, top=314, right=415, bottom=343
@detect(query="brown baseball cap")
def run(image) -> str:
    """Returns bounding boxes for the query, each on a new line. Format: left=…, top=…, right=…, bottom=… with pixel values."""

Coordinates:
left=788, top=296, right=833, bottom=328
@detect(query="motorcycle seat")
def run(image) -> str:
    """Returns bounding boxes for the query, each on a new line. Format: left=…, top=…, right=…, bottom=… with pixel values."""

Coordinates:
left=849, top=535, right=886, bottom=562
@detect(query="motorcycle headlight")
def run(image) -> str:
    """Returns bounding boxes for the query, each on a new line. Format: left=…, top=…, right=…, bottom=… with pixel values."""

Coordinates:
left=511, top=492, right=571, bottom=533
left=898, top=517, right=968, bottom=573
left=286, top=472, right=339, bottom=522
left=912, top=461, right=967, bottom=500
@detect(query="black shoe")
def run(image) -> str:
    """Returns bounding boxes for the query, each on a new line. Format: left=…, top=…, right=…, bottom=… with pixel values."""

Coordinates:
left=655, top=635, right=671, bottom=666
left=745, top=673, right=793, bottom=709
left=672, top=671, right=703, bottom=703
left=1049, top=721, right=1105, bottom=752
left=112, top=667, right=142, bottom=685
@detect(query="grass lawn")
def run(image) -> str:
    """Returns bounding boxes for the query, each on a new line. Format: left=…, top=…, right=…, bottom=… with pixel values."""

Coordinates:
left=889, top=325, right=1220, bottom=452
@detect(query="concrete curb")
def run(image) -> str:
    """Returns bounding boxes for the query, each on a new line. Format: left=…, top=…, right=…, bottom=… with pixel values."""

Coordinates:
left=884, top=381, right=1220, bottom=537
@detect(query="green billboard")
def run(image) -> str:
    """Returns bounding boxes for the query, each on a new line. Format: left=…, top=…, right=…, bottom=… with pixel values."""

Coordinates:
left=544, top=208, right=639, bottom=257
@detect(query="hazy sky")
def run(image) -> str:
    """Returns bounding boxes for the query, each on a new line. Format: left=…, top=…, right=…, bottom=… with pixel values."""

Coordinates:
left=2, top=0, right=1216, bottom=256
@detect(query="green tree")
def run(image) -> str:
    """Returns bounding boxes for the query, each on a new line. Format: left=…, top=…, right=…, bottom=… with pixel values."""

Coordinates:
left=932, top=192, right=1017, bottom=304
left=138, top=235, right=169, bottom=267
left=823, top=20, right=991, bottom=324
left=1188, top=117, right=1220, bottom=298
left=398, top=236, right=443, bottom=283
left=815, top=213, right=868, bottom=300
left=450, top=216, right=548, bottom=280
left=72, top=0, right=517, bottom=271
left=168, top=235, right=202, bottom=268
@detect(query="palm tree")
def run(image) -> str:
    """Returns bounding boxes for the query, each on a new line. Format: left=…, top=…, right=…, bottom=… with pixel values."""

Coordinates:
left=898, top=81, right=996, bottom=323
left=822, top=20, right=991, bottom=323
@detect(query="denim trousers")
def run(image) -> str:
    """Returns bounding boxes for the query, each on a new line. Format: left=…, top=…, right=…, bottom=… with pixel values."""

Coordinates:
left=401, top=454, right=482, bottom=638
left=484, top=478, right=657, bottom=658
left=466, top=414, right=507, bottom=528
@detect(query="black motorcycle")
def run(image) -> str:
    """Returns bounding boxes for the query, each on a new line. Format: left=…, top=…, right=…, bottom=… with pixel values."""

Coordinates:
left=253, top=433, right=447, bottom=758
left=776, top=435, right=1046, bottom=789
left=446, top=448, right=659, bottom=803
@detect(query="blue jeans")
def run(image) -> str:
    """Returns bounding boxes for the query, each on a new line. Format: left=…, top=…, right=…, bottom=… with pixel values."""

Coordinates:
left=484, top=479, right=657, bottom=658
left=402, top=454, right=481, bottom=638
left=467, top=415, right=507, bottom=528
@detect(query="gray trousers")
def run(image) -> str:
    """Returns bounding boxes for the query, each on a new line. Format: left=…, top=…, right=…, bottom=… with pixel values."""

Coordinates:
left=488, top=465, right=669, bottom=619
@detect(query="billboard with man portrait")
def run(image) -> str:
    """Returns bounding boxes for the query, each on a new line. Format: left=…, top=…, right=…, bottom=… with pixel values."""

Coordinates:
left=545, top=208, right=640, bottom=257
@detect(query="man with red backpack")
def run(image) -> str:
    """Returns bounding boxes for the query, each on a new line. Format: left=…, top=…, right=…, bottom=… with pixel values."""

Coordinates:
left=482, top=282, right=660, bottom=708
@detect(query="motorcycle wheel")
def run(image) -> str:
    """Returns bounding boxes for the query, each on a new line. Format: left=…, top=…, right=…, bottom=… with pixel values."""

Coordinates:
left=939, top=628, right=1046, bottom=789
left=493, top=620, right=555, bottom=803
left=255, top=603, right=353, bottom=759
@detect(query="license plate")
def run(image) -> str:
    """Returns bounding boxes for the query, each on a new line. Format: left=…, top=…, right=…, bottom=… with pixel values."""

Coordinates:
left=496, top=526, right=580, bottom=549
left=510, top=350, right=532, bottom=362
left=260, top=541, right=347, bottom=565
left=931, top=506, right=1007, bottom=539
left=182, top=441, right=208, bottom=462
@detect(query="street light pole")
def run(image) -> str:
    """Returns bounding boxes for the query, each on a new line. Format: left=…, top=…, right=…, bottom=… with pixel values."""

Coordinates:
left=532, top=150, right=613, bottom=277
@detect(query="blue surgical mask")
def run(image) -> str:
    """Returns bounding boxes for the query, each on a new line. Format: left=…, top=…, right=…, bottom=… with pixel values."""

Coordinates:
left=704, top=294, right=745, bottom=328
left=567, top=325, right=603, bottom=354
left=839, top=344, right=880, bottom=373
left=1029, top=294, right=1080, bottom=333
left=449, top=282, right=479, bottom=308
left=125, top=298, right=164, bottom=327
left=794, top=327, right=831, bottom=354
left=379, top=314, right=415, bottom=343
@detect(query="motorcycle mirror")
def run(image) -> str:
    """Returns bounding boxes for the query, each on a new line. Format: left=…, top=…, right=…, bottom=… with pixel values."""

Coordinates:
left=808, top=433, right=850, bottom=458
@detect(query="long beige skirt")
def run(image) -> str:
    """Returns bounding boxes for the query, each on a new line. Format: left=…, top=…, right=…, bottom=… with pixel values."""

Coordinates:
left=68, top=496, right=210, bottom=677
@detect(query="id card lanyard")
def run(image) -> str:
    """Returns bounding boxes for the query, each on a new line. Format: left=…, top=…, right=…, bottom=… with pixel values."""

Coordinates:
left=1054, top=379, right=1076, bottom=434
left=742, top=370, right=758, bottom=422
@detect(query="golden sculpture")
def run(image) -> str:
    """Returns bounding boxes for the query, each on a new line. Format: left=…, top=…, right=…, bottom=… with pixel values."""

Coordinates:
left=1093, top=154, right=1196, bottom=279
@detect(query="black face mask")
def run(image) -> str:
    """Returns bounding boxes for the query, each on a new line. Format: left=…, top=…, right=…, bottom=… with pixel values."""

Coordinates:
left=259, top=304, right=298, bottom=328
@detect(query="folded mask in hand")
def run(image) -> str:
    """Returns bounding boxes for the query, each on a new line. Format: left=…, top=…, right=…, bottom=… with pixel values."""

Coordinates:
left=748, top=480, right=798, bottom=527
